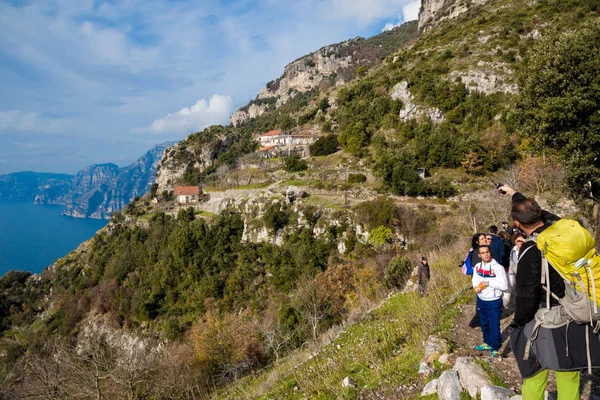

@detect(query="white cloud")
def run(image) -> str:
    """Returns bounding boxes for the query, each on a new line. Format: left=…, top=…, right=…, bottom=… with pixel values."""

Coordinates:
left=0, top=110, right=81, bottom=133
left=139, top=95, right=234, bottom=135
left=381, top=0, right=420, bottom=31
left=320, top=0, right=412, bottom=25
left=403, top=1, right=421, bottom=22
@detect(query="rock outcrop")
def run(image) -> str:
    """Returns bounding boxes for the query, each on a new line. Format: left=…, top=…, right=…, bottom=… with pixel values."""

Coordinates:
left=230, top=22, right=419, bottom=127
left=419, top=0, right=491, bottom=31
left=391, top=81, right=444, bottom=122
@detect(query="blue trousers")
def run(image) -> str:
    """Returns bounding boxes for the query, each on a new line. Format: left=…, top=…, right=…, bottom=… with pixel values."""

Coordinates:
left=477, top=296, right=503, bottom=351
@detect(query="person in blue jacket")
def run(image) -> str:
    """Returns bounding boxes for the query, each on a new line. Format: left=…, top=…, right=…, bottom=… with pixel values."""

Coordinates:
left=485, top=226, right=505, bottom=266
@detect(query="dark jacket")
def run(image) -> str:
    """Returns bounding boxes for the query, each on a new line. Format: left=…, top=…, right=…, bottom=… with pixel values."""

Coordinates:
left=417, top=261, right=430, bottom=284
left=488, top=234, right=505, bottom=265
left=507, top=192, right=594, bottom=379
left=511, top=193, right=564, bottom=327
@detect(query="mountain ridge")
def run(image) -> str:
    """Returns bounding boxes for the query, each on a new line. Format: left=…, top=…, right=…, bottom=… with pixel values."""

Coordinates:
left=0, top=142, right=175, bottom=219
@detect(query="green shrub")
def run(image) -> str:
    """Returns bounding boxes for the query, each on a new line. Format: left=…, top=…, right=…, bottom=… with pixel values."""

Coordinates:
left=348, top=173, right=367, bottom=184
left=310, top=134, right=339, bottom=156
left=284, top=156, right=308, bottom=172
left=385, top=256, right=413, bottom=289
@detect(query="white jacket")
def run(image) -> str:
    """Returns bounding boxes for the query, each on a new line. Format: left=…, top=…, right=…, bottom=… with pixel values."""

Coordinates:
left=472, top=258, right=508, bottom=301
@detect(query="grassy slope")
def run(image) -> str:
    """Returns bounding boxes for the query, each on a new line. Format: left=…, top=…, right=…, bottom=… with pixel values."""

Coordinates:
left=219, top=241, right=473, bottom=399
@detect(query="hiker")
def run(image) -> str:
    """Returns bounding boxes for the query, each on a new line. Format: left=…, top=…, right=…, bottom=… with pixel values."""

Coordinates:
left=485, top=229, right=505, bottom=266
left=472, top=244, right=508, bottom=357
left=417, top=257, right=430, bottom=297
left=460, top=233, right=486, bottom=275
left=502, top=233, right=525, bottom=308
left=501, top=184, right=600, bottom=400
left=502, top=221, right=515, bottom=236
left=498, top=230, right=512, bottom=272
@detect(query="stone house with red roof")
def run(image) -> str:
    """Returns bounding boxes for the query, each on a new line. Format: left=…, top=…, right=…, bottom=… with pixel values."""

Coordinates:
left=174, top=186, right=200, bottom=204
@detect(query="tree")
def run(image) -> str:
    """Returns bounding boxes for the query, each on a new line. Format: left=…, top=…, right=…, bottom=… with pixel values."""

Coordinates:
left=368, top=226, right=393, bottom=247
left=283, top=156, right=308, bottom=172
left=516, top=21, right=600, bottom=202
left=310, top=134, right=339, bottom=156
left=294, top=277, right=330, bottom=342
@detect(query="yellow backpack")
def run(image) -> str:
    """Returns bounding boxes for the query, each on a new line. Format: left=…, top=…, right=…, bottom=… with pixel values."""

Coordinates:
left=535, top=219, right=600, bottom=323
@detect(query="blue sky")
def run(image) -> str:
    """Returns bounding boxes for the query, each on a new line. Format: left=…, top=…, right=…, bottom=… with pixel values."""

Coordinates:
left=0, top=0, right=420, bottom=174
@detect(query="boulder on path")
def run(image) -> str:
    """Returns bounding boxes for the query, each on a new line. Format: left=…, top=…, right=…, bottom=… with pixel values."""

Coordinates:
left=421, top=378, right=438, bottom=396
left=480, top=385, right=516, bottom=400
left=438, top=370, right=462, bottom=400
left=423, top=335, right=450, bottom=364
left=453, top=356, right=492, bottom=398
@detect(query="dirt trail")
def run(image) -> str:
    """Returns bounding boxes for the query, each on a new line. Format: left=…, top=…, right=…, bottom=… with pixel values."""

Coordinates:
left=446, top=298, right=600, bottom=399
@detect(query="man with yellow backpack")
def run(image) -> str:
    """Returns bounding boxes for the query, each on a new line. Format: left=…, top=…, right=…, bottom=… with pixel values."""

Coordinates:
left=500, top=185, right=600, bottom=400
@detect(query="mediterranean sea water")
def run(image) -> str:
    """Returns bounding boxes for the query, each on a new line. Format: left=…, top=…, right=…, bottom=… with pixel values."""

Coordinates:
left=0, top=199, right=107, bottom=277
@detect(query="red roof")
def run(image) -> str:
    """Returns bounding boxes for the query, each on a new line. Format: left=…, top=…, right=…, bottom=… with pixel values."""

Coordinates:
left=260, top=129, right=282, bottom=137
left=174, top=186, right=199, bottom=196
left=258, top=145, right=276, bottom=151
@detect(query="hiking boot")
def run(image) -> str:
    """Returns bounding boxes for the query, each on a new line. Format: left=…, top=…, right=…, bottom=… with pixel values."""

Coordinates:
left=490, top=350, right=500, bottom=358
left=474, top=343, right=492, bottom=351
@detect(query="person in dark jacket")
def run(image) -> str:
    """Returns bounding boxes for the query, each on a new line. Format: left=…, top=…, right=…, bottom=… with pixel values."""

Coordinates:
left=500, top=185, right=581, bottom=400
left=485, top=231, right=505, bottom=266
left=417, top=257, right=431, bottom=297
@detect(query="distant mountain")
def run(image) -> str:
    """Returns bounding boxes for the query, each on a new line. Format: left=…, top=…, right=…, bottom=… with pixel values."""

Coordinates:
left=0, top=171, right=73, bottom=200
left=0, top=142, right=175, bottom=219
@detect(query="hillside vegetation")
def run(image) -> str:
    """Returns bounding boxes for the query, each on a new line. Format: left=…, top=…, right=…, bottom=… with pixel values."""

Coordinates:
left=2, top=0, right=600, bottom=399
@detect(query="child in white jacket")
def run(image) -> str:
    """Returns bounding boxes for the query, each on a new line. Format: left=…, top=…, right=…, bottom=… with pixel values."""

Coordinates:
left=472, top=244, right=508, bottom=356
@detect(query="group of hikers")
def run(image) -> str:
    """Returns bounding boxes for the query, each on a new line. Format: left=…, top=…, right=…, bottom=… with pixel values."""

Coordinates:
left=442, top=184, right=600, bottom=400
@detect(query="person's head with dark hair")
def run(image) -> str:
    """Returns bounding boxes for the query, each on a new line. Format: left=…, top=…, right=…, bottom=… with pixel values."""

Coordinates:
left=498, top=231, right=511, bottom=241
left=489, top=225, right=498, bottom=234
left=511, top=195, right=544, bottom=234
left=478, top=245, right=492, bottom=262
left=471, top=233, right=485, bottom=248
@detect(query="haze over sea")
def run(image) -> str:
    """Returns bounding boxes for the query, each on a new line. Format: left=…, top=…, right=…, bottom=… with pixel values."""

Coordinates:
left=0, top=199, right=107, bottom=277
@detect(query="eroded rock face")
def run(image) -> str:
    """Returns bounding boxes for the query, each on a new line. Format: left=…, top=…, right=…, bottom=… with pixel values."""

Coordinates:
left=449, top=61, right=518, bottom=94
left=419, top=0, right=490, bottom=31
left=391, top=81, right=444, bottom=123
left=230, top=41, right=356, bottom=126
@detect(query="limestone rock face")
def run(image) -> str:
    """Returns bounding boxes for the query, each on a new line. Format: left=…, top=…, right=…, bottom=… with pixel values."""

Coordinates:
left=449, top=61, right=518, bottom=94
left=23, top=143, right=173, bottom=219
left=419, top=0, right=490, bottom=31
left=453, top=357, right=492, bottom=398
left=230, top=40, right=357, bottom=127
left=230, top=103, right=270, bottom=127
left=391, top=81, right=444, bottom=123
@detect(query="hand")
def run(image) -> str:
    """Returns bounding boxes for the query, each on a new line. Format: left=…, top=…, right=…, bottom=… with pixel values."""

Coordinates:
left=498, top=184, right=515, bottom=196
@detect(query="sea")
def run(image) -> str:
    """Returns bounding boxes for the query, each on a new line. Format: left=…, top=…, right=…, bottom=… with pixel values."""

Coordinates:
left=0, top=199, right=108, bottom=277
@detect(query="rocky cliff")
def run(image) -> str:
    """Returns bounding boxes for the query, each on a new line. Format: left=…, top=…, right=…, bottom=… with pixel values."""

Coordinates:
left=57, top=143, right=175, bottom=219
left=230, top=21, right=418, bottom=126
left=418, top=0, right=490, bottom=31
left=0, top=142, right=175, bottom=219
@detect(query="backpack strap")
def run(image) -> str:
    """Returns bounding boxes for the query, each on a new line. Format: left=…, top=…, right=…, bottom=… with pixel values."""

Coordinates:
left=520, top=236, right=554, bottom=310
